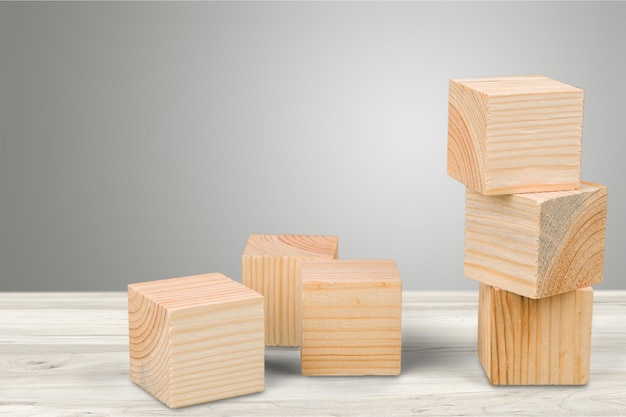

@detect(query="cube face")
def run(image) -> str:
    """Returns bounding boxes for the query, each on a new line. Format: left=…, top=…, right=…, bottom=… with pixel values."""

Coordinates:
left=465, top=181, right=607, bottom=298
left=242, top=234, right=339, bottom=347
left=300, top=260, right=402, bottom=376
left=448, top=75, right=584, bottom=195
left=478, top=284, right=593, bottom=385
left=128, top=273, right=264, bottom=408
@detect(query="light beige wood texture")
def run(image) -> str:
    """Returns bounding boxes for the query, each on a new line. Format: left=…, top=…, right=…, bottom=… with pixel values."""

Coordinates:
left=300, top=259, right=402, bottom=376
left=465, top=181, right=607, bottom=299
left=478, top=284, right=593, bottom=385
left=3, top=291, right=626, bottom=416
left=127, top=273, right=264, bottom=408
left=448, top=75, right=584, bottom=195
left=242, top=234, right=339, bottom=347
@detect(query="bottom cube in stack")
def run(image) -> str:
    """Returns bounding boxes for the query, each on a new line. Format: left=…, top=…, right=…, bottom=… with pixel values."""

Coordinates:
left=477, top=283, right=593, bottom=385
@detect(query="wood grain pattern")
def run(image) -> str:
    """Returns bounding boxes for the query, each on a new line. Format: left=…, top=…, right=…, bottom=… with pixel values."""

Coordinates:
left=448, top=77, right=488, bottom=193
left=2, top=291, right=626, bottom=416
left=448, top=75, right=583, bottom=195
left=465, top=181, right=607, bottom=298
left=478, top=284, right=593, bottom=385
left=300, top=260, right=402, bottom=376
left=242, top=234, right=339, bottom=347
left=128, top=273, right=264, bottom=408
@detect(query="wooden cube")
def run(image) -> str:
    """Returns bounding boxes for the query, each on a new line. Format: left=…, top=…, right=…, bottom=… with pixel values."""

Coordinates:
left=128, top=273, right=264, bottom=408
left=242, top=234, right=338, bottom=347
left=300, top=259, right=402, bottom=376
left=478, top=283, right=593, bottom=385
left=465, top=181, right=607, bottom=298
left=448, top=75, right=584, bottom=195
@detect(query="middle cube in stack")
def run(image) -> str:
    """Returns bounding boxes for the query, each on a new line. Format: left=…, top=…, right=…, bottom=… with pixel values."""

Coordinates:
left=465, top=181, right=607, bottom=299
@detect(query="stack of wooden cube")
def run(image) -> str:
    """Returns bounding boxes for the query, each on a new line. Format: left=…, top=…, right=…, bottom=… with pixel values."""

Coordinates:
left=447, top=75, right=608, bottom=385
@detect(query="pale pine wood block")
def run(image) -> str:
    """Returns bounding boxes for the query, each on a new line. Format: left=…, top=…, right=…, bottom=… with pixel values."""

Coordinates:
left=128, top=273, right=264, bottom=408
left=478, top=283, right=593, bottom=385
left=300, top=259, right=402, bottom=376
left=465, top=181, right=607, bottom=298
left=448, top=75, right=584, bottom=195
left=242, top=234, right=339, bottom=347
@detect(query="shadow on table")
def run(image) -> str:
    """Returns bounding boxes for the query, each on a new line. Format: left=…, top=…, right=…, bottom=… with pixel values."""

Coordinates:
left=401, top=320, right=480, bottom=376
left=265, top=347, right=301, bottom=375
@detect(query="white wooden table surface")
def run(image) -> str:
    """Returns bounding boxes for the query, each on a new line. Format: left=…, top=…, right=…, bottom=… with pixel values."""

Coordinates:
left=1, top=291, right=625, bottom=417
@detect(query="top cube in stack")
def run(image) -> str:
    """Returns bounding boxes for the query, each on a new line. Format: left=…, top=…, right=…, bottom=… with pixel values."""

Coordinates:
left=447, top=75, right=608, bottom=385
left=448, top=75, right=583, bottom=196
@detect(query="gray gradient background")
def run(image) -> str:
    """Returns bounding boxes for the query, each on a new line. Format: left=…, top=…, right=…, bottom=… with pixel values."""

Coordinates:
left=0, top=2, right=624, bottom=291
